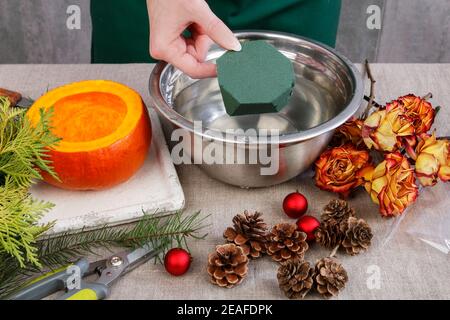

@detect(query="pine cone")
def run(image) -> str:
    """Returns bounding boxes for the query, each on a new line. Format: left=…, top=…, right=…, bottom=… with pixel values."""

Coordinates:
left=322, top=199, right=355, bottom=225
left=340, top=217, right=373, bottom=255
left=314, top=257, right=348, bottom=298
left=223, top=211, right=268, bottom=259
left=314, top=222, right=343, bottom=249
left=207, top=244, right=249, bottom=288
left=266, top=223, right=309, bottom=262
left=277, top=259, right=315, bottom=299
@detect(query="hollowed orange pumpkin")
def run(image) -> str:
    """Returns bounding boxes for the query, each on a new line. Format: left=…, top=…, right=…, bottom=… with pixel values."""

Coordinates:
left=27, top=80, right=152, bottom=190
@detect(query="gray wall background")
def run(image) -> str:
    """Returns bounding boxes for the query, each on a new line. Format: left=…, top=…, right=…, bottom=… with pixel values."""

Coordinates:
left=1, top=0, right=450, bottom=64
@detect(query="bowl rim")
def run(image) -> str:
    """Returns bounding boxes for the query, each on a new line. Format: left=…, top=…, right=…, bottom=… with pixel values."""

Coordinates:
left=149, top=30, right=364, bottom=145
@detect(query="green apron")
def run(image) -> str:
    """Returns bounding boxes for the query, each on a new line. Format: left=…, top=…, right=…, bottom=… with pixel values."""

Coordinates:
left=91, top=0, right=341, bottom=63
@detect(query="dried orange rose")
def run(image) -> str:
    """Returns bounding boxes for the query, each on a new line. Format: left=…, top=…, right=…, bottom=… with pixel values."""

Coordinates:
left=315, top=144, right=373, bottom=197
left=397, top=94, right=435, bottom=135
left=331, top=117, right=365, bottom=148
left=364, top=152, right=418, bottom=217
left=362, top=102, right=415, bottom=152
left=412, top=132, right=450, bottom=187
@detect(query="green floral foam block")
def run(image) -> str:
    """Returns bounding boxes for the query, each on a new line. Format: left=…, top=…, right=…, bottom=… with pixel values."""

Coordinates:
left=217, top=40, right=295, bottom=116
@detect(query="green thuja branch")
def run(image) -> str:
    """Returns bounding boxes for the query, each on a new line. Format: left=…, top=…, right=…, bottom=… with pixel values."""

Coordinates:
left=0, top=178, right=54, bottom=267
left=0, top=96, right=60, bottom=189
left=0, top=97, right=60, bottom=270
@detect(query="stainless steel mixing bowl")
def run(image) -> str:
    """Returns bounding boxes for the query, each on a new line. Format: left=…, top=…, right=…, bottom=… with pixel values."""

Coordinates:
left=149, top=31, right=364, bottom=188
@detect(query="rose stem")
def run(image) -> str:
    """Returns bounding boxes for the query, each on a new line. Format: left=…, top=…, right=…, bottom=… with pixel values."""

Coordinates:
left=363, top=95, right=382, bottom=109
left=362, top=59, right=377, bottom=119
left=329, top=245, right=340, bottom=258
left=423, top=92, right=433, bottom=100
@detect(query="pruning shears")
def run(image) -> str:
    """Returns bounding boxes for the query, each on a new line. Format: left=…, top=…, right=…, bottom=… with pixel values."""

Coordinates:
left=9, top=244, right=159, bottom=300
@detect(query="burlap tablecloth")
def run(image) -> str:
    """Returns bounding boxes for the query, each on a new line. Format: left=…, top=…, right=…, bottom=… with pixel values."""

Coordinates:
left=0, top=63, right=449, bottom=300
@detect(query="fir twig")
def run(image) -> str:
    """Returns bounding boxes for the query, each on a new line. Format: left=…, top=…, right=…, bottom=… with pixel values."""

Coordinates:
left=0, top=253, right=36, bottom=299
left=37, top=210, right=208, bottom=267
left=0, top=210, right=209, bottom=298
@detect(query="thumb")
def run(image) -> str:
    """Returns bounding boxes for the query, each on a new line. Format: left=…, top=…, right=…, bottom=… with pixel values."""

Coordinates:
left=196, top=4, right=241, bottom=52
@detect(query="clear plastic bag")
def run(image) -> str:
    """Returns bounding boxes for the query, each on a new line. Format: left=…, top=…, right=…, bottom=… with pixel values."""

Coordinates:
left=398, top=183, right=450, bottom=255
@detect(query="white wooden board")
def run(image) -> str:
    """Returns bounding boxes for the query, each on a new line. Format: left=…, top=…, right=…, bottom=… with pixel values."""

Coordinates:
left=31, top=108, right=185, bottom=234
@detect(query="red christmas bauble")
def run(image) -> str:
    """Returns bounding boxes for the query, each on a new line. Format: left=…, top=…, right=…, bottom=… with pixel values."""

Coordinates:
left=283, top=191, right=308, bottom=219
left=164, top=248, right=191, bottom=276
left=296, top=215, right=320, bottom=241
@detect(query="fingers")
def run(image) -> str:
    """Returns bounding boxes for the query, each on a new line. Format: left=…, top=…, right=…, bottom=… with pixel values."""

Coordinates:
left=151, top=34, right=216, bottom=78
left=186, top=33, right=213, bottom=62
left=174, top=54, right=217, bottom=78
left=195, top=2, right=241, bottom=52
left=147, top=0, right=233, bottom=78
left=168, top=47, right=217, bottom=78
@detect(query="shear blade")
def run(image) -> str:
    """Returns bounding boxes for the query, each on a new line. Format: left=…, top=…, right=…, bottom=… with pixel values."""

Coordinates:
left=124, top=243, right=158, bottom=273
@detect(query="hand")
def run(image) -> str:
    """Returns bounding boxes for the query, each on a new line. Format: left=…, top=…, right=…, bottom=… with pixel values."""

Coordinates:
left=147, top=0, right=241, bottom=79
